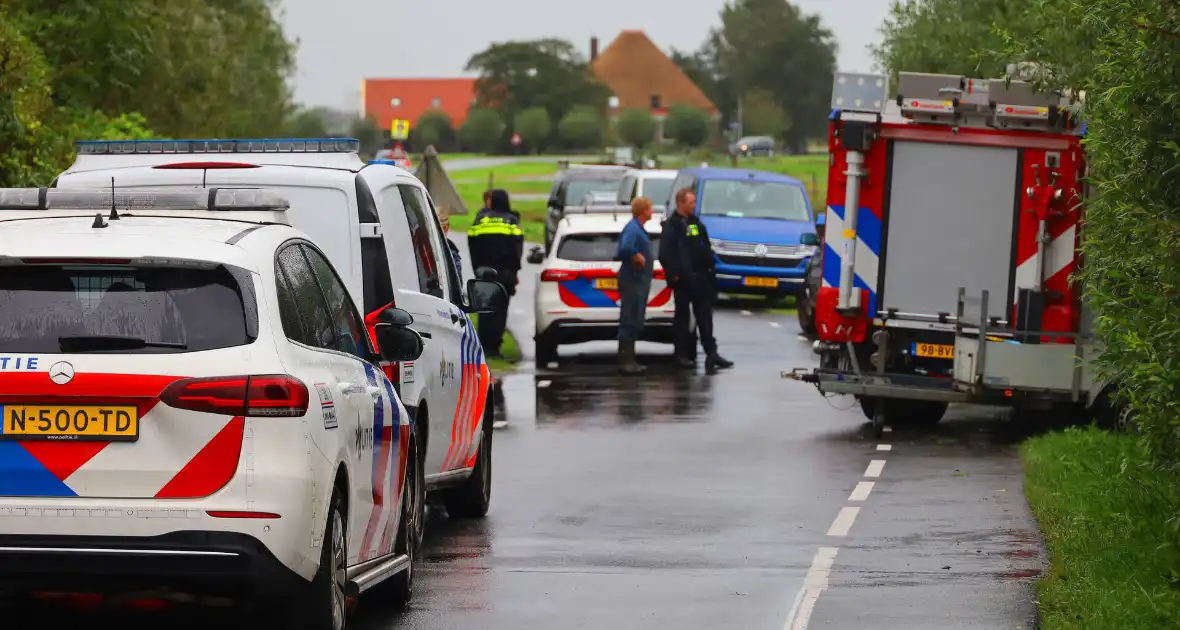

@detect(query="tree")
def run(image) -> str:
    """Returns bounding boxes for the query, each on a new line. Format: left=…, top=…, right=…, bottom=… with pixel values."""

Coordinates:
left=459, top=108, right=503, bottom=153
left=414, top=109, right=455, bottom=150
left=284, top=108, right=329, bottom=138
left=742, top=88, right=791, bottom=140
left=514, top=107, right=551, bottom=153
left=350, top=115, right=385, bottom=159
left=557, top=105, right=603, bottom=149
left=707, top=0, right=838, bottom=153
left=465, top=39, right=610, bottom=144
left=671, top=33, right=738, bottom=129
left=663, top=105, right=711, bottom=148
left=615, top=108, right=657, bottom=149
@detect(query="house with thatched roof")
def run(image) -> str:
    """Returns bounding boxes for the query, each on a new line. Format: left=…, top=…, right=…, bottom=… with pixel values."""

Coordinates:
left=589, top=30, right=721, bottom=143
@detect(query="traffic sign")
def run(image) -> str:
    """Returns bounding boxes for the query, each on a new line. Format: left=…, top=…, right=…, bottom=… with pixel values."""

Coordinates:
left=391, top=119, right=410, bottom=140
left=511, top=133, right=522, bottom=146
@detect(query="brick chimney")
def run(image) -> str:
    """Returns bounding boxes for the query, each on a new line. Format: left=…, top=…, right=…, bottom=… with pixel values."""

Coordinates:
left=590, top=36, right=599, bottom=61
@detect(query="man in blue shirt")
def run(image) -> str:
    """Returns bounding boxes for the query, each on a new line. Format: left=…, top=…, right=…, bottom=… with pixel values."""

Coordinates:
left=615, top=196, right=655, bottom=375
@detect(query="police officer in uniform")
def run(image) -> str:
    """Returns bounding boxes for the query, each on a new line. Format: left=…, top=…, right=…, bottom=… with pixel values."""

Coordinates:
left=467, top=189, right=524, bottom=357
left=659, top=186, right=734, bottom=374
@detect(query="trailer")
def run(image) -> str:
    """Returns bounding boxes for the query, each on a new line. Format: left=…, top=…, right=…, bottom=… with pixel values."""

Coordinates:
left=786, top=71, right=1118, bottom=436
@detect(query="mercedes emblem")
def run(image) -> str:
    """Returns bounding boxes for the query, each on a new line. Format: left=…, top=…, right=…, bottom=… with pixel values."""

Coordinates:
left=49, top=361, right=75, bottom=385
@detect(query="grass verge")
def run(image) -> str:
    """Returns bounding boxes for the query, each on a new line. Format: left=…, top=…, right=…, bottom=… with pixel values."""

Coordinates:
left=1022, top=427, right=1180, bottom=629
left=467, top=313, right=521, bottom=374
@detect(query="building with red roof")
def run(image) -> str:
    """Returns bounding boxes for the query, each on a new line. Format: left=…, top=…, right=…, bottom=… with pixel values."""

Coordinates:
left=361, top=78, right=477, bottom=133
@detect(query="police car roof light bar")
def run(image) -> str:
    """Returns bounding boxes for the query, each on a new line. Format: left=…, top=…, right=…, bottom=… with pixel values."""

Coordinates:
left=74, top=138, right=361, bottom=155
left=0, top=188, right=291, bottom=212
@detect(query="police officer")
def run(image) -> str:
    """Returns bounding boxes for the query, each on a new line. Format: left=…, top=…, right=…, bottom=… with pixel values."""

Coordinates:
left=467, top=189, right=523, bottom=357
left=659, top=186, right=734, bottom=374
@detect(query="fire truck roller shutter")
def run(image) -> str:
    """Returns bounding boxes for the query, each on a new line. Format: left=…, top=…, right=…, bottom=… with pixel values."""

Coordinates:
left=880, top=141, right=1019, bottom=326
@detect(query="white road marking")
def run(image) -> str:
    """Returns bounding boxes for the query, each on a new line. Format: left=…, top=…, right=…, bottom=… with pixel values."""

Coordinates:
left=826, top=506, right=860, bottom=537
left=864, top=460, right=886, bottom=478
left=848, top=481, right=875, bottom=502
left=882, top=426, right=893, bottom=433
left=782, top=547, right=839, bottom=630
left=537, top=380, right=552, bottom=388
left=492, top=420, right=508, bottom=429
left=741, top=310, right=753, bottom=316
left=796, top=334, right=809, bottom=341
left=769, top=321, right=782, bottom=328
left=876, top=444, right=892, bottom=451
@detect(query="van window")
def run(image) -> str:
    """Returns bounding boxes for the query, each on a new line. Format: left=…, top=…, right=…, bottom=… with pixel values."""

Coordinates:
left=416, top=190, right=461, bottom=304
left=398, top=185, right=443, bottom=298
left=699, top=180, right=811, bottom=222
left=355, top=177, right=396, bottom=314
left=642, top=178, right=675, bottom=208
left=0, top=261, right=254, bottom=354
left=617, top=176, right=636, bottom=204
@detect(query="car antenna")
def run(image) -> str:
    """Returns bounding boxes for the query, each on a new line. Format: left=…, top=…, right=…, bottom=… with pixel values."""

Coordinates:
left=108, top=177, right=120, bottom=220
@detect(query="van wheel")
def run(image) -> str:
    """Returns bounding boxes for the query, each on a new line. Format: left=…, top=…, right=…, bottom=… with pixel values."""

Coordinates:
left=444, top=400, right=493, bottom=518
left=296, top=488, right=348, bottom=630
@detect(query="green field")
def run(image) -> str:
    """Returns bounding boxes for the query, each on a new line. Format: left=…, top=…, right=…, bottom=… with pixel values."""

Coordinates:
left=466, top=314, right=521, bottom=374
left=444, top=153, right=829, bottom=241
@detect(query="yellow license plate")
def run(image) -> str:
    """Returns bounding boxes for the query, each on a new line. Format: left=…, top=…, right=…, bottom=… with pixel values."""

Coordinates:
left=0, top=405, right=139, bottom=442
left=913, top=343, right=955, bottom=359
left=743, top=276, right=779, bottom=288
left=595, top=278, right=618, bottom=290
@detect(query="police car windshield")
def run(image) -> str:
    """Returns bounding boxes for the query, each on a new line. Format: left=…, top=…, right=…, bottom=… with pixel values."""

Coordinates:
left=563, top=179, right=623, bottom=206
left=699, top=180, right=810, bottom=221
left=558, top=232, right=660, bottom=262
left=0, top=262, right=252, bottom=354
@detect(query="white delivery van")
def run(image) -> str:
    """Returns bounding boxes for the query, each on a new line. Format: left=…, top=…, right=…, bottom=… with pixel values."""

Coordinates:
left=54, top=138, right=505, bottom=533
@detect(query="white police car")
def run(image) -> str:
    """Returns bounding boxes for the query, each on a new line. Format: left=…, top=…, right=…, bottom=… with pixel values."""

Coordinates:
left=532, top=213, right=676, bottom=363
left=0, top=188, right=445, bottom=628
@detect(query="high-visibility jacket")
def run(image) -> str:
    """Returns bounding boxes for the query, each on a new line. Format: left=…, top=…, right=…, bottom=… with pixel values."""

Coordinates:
left=467, top=208, right=524, bottom=291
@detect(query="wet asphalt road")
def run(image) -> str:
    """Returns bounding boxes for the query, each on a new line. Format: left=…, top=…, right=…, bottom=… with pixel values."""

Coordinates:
left=26, top=237, right=1049, bottom=630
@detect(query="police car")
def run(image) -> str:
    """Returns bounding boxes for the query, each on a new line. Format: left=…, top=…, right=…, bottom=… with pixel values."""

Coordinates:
left=0, top=188, right=433, bottom=627
left=54, top=139, right=505, bottom=538
left=533, top=212, right=675, bottom=363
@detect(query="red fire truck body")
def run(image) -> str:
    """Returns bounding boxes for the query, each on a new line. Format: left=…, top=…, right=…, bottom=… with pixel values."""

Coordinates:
left=792, top=71, right=1106, bottom=433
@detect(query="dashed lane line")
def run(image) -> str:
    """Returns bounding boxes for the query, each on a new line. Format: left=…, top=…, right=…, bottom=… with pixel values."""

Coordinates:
left=770, top=321, right=782, bottom=328
left=848, top=481, right=875, bottom=502
left=741, top=310, right=753, bottom=316
left=787, top=446, right=891, bottom=628
left=826, top=506, right=860, bottom=537
left=864, top=459, right=886, bottom=478
left=782, top=547, right=839, bottom=630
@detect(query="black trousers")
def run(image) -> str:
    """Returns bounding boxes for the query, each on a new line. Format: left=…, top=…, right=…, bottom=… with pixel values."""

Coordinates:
left=478, top=277, right=514, bottom=356
left=672, top=276, right=717, bottom=357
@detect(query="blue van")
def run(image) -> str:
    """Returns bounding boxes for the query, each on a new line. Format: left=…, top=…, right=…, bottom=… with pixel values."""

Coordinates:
left=663, top=167, right=821, bottom=297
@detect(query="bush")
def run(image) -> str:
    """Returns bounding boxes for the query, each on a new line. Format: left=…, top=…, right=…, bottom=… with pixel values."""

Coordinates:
left=663, top=105, right=710, bottom=148
left=1023, top=427, right=1180, bottom=628
left=459, top=107, right=503, bottom=153
left=513, top=107, right=551, bottom=153
left=615, top=108, right=656, bottom=149
left=557, top=105, right=603, bottom=150
left=414, top=109, right=455, bottom=151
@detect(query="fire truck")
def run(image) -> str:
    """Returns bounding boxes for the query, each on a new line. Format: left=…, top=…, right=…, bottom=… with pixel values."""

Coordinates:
left=787, top=70, right=1119, bottom=436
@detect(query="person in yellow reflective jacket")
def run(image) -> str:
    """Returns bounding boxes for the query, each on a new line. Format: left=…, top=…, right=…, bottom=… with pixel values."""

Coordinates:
left=467, top=189, right=524, bottom=357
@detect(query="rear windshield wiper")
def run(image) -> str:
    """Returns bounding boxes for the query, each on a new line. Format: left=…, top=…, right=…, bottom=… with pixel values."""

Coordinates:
left=58, top=335, right=188, bottom=352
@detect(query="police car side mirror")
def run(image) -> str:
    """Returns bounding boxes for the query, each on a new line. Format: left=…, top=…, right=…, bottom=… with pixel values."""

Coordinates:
left=466, top=279, right=508, bottom=314
left=526, top=246, right=544, bottom=264
left=376, top=307, right=414, bottom=327
left=800, top=232, right=819, bottom=247
left=374, top=323, right=424, bottom=362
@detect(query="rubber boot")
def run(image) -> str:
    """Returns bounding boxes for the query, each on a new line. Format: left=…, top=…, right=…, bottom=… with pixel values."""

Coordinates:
left=705, top=353, right=734, bottom=375
left=618, top=340, right=646, bottom=375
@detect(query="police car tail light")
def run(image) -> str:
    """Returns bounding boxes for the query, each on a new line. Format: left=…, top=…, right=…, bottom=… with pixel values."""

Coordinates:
left=160, top=374, right=309, bottom=417
left=540, top=269, right=580, bottom=282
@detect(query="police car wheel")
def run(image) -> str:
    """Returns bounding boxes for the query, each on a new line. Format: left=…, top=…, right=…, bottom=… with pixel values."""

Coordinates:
left=375, top=432, right=421, bottom=612
left=295, top=488, right=349, bottom=630
left=443, top=396, right=494, bottom=518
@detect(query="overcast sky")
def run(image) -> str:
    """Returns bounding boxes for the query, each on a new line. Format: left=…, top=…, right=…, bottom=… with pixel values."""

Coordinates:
left=277, top=0, right=889, bottom=111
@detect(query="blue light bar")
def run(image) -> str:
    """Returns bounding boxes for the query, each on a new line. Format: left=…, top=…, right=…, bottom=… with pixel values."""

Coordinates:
left=75, top=138, right=361, bottom=155
left=367, top=159, right=398, bottom=165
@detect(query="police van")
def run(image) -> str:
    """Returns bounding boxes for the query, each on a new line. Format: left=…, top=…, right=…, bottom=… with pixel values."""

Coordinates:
left=53, top=138, right=507, bottom=532
left=0, top=187, right=425, bottom=626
